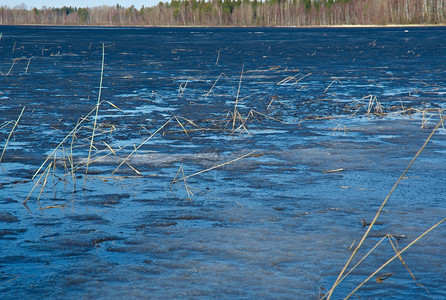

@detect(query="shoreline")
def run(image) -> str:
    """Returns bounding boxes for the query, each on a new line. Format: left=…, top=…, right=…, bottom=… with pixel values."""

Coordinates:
left=1, top=23, right=445, bottom=28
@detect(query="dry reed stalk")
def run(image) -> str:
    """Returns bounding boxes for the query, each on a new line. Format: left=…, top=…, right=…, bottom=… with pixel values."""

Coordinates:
left=0, top=106, right=25, bottom=164
left=172, top=150, right=256, bottom=184
left=266, top=97, right=293, bottom=111
left=232, top=64, right=244, bottom=131
left=323, top=79, right=341, bottom=94
left=276, top=73, right=312, bottom=85
left=171, top=165, right=183, bottom=187
left=25, top=57, right=32, bottom=74
left=0, top=33, right=2, bottom=41
left=4, top=59, right=17, bottom=77
left=51, top=152, right=57, bottom=188
left=12, top=41, right=16, bottom=53
left=347, top=95, right=371, bottom=115
left=375, top=100, right=384, bottom=115
left=163, top=128, right=228, bottom=136
left=24, top=162, right=53, bottom=204
left=98, top=175, right=146, bottom=181
left=366, top=95, right=375, bottom=116
left=0, top=121, right=13, bottom=130
left=83, top=43, right=105, bottom=189
left=421, top=110, right=428, bottom=128
left=0, top=276, right=19, bottom=286
left=237, top=93, right=257, bottom=103
left=104, top=100, right=123, bottom=112
left=267, top=66, right=281, bottom=71
left=59, top=148, right=70, bottom=186
left=178, top=79, right=189, bottom=96
left=181, top=165, right=193, bottom=200
left=171, top=164, right=193, bottom=200
left=40, top=204, right=66, bottom=211
left=266, top=97, right=278, bottom=110
left=364, top=95, right=384, bottom=116
left=375, top=272, right=394, bottom=283
left=331, top=124, right=347, bottom=135
left=321, top=235, right=388, bottom=300
left=325, top=113, right=446, bottom=299
left=385, top=108, right=415, bottom=116
left=36, top=162, right=53, bottom=207
left=277, top=72, right=311, bottom=86
left=322, top=168, right=344, bottom=174
left=231, top=109, right=282, bottom=136
left=174, top=116, right=192, bottom=141
left=277, top=74, right=298, bottom=85
left=73, top=147, right=114, bottom=171
left=321, top=233, right=425, bottom=300
left=102, top=141, right=141, bottom=175
left=340, top=186, right=372, bottom=191
left=439, top=109, right=445, bottom=130
left=399, top=99, right=406, bottom=114
left=73, top=125, right=115, bottom=146
left=387, top=235, right=429, bottom=293
left=349, top=241, right=356, bottom=251
left=292, top=72, right=312, bottom=85
left=343, top=218, right=445, bottom=299
left=203, top=73, right=226, bottom=97
left=112, top=117, right=174, bottom=174
left=123, top=161, right=141, bottom=175
left=250, top=110, right=282, bottom=122
left=69, top=121, right=79, bottom=188
left=236, top=200, right=245, bottom=207
left=176, top=116, right=199, bottom=127
left=139, top=125, right=152, bottom=135
left=215, top=49, right=220, bottom=65
left=230, top=110, right=250, bottom=135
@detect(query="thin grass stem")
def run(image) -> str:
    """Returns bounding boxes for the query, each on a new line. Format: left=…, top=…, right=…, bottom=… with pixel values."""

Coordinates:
left=25, top=57, right=32, bottom=74
left=112, top=117, right=174, bottom=174
left=387, top=235, right=429, bottom=294
left=215, top=49, right=220, bottom=65
left=5, top=59, right=16, bottom=77
left=174, top=116, right=192, bottom=141
left=0, top=106, right=25, bottom=164
left=203, top=73, right=225, bottom=97
left=36, top=161, right=52, bottom=206
left=83, top=43, right=105, bottom=189
left=24, top=162, right=53, bottom=204
left=172, top=150, right=256, bottom=183
left=232, top=64, right=244, bottom=131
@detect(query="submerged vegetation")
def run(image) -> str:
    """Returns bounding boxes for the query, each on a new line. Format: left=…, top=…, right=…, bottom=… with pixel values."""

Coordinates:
left=1, top=0, right=446, bottom=26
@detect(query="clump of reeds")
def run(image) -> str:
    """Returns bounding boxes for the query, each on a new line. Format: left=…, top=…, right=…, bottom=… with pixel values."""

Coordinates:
left=323, top=113, right=446, bottom=299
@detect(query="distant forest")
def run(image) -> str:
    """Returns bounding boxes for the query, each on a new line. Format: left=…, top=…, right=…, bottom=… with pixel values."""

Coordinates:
left=1, top=0, right=445, bottom=26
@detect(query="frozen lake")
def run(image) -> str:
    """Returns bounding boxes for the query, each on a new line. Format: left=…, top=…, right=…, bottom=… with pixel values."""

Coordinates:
left=0, top=26, right=445, bottom=299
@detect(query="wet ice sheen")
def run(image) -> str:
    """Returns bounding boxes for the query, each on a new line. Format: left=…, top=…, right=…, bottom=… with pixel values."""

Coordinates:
left=0, top=26, right=445, bottom=299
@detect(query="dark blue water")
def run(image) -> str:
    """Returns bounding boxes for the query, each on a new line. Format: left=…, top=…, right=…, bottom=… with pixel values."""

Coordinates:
left=0, top=26, right=445, bottom=299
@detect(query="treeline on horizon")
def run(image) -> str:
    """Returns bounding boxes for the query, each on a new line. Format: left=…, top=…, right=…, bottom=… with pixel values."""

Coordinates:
left=1, top=0, right=445, bottom=26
